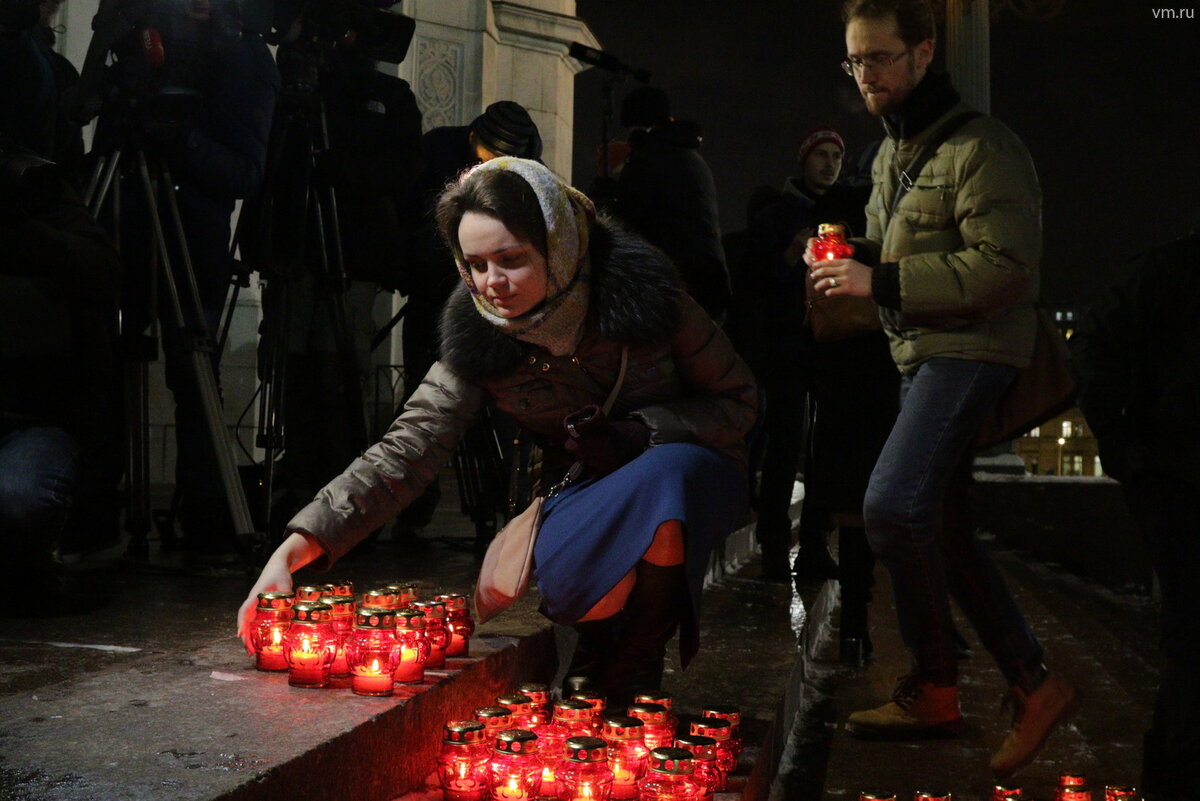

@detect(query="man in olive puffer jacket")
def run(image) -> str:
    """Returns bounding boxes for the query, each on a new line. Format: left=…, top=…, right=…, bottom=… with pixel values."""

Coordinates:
left=807, top=0, right=1078, bottom=779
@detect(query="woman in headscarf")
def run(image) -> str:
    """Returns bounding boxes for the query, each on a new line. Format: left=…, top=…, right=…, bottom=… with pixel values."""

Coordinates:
left=236, top=157, right=756, bottom=703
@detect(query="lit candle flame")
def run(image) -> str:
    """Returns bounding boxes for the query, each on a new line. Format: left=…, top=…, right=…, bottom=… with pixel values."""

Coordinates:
left=271, top=628, right=283, bottom=646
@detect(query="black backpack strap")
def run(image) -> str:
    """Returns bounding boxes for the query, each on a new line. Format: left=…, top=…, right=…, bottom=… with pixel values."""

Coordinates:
left=889, top=111, right=983, bottom=219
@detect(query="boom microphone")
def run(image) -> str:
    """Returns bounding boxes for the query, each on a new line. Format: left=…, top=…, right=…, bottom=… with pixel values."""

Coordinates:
left=568, top=42, right=650, bottom=83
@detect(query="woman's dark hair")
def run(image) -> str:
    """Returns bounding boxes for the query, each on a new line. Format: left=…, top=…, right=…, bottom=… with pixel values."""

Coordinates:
left=841, top=0, right=936, bottom=48
left=436, top=168, right=549, bottom=263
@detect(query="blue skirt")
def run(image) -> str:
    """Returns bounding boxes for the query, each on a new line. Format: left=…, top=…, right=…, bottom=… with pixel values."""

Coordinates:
left=533, top=443, right=747, bottom=666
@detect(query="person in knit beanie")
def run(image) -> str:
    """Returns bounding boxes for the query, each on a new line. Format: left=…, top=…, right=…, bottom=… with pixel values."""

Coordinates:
left=796, top=125, right=846, bottom=197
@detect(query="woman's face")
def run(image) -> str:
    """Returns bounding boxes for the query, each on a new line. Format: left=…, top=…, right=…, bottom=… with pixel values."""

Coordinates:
left=458, top=211, right=548, bottom=318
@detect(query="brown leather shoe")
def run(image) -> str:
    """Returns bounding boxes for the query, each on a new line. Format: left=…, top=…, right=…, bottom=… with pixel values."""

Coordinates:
left=846, top=674, right=965, bottom=739
left=991, top=674, right=1081, bottom=777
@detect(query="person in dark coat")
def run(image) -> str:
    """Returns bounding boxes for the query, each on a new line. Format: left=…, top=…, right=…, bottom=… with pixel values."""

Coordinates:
left=1071, top=231, right=1200, bottom=801
left=32, top=0, right=84, bottom=185
left=613, top=85, right=731, bottom=322
left=0, top=133, right=123, bottom=605
left=237, top=158, right=757, bottom=706
left=748, top=126, right=886, bottom=581
left=100, top=0, right=279, bottom=557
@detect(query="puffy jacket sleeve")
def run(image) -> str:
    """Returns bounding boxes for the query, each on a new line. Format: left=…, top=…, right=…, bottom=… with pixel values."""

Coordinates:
left=896, top=132, right=1042, bottom=317
left=629, top=295, right=758, bottom=464
left=287, top=361, right=486, bottom=569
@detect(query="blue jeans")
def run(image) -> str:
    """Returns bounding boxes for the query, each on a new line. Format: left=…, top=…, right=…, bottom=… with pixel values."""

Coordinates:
left=863, top=357, right=1043, bottom=688
left=0, top=425, right=78, bottom=549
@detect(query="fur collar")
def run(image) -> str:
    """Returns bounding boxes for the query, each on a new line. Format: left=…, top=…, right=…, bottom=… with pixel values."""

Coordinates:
left=440, top=218, right=684, bottom=380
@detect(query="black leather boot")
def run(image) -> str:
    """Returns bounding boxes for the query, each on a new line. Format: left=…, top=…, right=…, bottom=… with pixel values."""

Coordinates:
left=601, top=561, right=688, bottom=709
left=563, top=615, right=623, bottom=691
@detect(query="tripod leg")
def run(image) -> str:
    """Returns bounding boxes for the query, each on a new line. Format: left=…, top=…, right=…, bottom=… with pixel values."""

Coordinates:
left=136, top=153, right=262, bottom=556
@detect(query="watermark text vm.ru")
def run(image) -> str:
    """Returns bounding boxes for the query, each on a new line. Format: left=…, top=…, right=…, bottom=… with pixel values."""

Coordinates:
left=1152, top=7, right=1195, bottom=18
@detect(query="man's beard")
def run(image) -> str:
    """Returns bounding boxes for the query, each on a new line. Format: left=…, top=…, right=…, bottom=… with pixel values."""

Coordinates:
left=861, top=61, right=917, bottom=116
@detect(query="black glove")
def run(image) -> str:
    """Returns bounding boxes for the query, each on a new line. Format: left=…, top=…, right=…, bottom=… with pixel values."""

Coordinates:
left=563, top=405, right=651, bottom=479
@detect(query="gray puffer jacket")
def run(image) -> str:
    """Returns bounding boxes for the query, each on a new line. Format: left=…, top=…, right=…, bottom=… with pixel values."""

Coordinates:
left=290, top=219, right=757, bottom=568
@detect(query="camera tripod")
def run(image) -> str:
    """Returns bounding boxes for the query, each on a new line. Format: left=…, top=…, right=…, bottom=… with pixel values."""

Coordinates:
left=84, top=144, right=264, bottom=565
left=227, top=72, right=367, bottom=541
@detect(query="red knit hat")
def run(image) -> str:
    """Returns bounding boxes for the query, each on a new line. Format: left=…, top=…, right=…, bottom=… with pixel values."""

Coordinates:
left=797, top=126, right=845, bottom=166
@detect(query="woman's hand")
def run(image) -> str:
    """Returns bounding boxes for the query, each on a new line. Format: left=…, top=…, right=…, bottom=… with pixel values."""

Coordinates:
left=808, top=258, right=874, bottom=299
left=236, top=532, right=325, bottom=655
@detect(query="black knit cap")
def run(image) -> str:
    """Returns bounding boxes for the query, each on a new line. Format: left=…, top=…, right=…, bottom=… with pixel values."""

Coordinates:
left=620, top=85, right=671, bottom=128
left=470, top=101, right=543, bottom=159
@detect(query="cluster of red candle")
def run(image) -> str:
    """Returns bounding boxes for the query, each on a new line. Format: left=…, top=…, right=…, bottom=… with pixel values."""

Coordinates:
left=248, top=581, right=474, bottom=695
left=438, top=687, right=743, bottom=801
left=858, top=775, right=1139, bottom=801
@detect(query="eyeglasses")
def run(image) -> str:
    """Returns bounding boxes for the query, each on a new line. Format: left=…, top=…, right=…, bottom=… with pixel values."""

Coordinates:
left=841, top=48, right=912, bottom=76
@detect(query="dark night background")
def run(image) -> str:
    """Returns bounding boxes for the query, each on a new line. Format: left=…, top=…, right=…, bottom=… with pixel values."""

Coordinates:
left=571, top=0, right=1200, bottom=308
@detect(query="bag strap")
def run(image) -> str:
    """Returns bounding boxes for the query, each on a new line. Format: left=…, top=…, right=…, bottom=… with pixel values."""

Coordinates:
left=889, top=111, right=982, bottom=220
left=601, top=346, right=630, bottom=416
left=548, top=346, right=631, bottom=496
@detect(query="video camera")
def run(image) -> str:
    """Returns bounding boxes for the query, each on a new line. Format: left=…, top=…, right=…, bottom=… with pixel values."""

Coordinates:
left=271, top=0, right=414, bottom=66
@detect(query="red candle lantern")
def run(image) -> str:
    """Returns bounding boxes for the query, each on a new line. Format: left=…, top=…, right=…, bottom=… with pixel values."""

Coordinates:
left=1056, top=775, right=1091, bottom=801
left=687, top=719, right=734, bottom=778
left=532, top=700, right=589, bottom=799
left=326, top=579, right=355, bottom=597
left=673, top=735, right=720, bottom=797
left=632, top=693, right=677, bottom=734
left=601, top=716, right=648, bottom=801
left=992, top=786, right=1023, bottom=801
left=569, top=690, right=606, bottom=736
left=346, top=607, right=399, bottom=696
left=1104, top=788, right=1137, bottom=801
left=295, top=585, right=327, bottom=602
left=858, top=795, right=896, bottom=801
left=490, top=728, right=543, bottom=801
left=518, top=682, right=551, bottom=726
left=476, top=706, right=515, bottom=747
left=439, top=720, right=491, bottom=801
left=412, top=599, right=450, bottom=669
left=393, top=608, right=431, bottom=684
left=627, top=704, right=673, bottom=752
left=250, top=591, right=294, bottom=671
left=809, top=222, right=854, bottom=262
left=320, top=593, right=356, bottom=676
left=497, top=693, right=536, bottom=729
left=437, top=593, right=475, bottom=657
left=699, top=705, right=741, bottom=756
left=283, top=601, right=338, bottom=688
left=553, top=699, right=596, bottom=738
left=638, top=747, right=702, bottom=801
left=914, top=793, right=952, bottom=801
left=555, top=736, right=614, bottom=801
left=362, top=588, right=402, bottom=609
left=387, top=581, right=420, bottom=608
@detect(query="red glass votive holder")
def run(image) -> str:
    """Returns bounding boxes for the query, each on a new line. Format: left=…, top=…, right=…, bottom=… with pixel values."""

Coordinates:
left=640, top=747, right=703, bottom=800
left=700, top=704, right=742, bottom=756
left=412, top=599, right=449, bottom=669
left=294, top=585, right=327, bottom=602
left=627, top=703, right=673, bottom=752
left=361, top=588, right=402, bottom=610
left=553, top=699, right=595, bottom=738
left=674, top=734, right=720, bottom=797
left=555, top=736, right=613, bottom=801
left=810, top=222, right=854, bottom=261
left=251, top=591, right=294, bottom=671
left=992, top=787, right=1023, bottom=801
left=326, top=579, right=355, bottom=597
left=569, top=690, right=606, bottom=736
left=283, top=601, right=337, bottom=688
left=601, top=716, right=648, bottom=801
left=386, top=580, right=420, bottom=608
left=475, top=706, right=514, bottom=747
left=497, top=693, right=536, bottom=729
left=439, top=720, right=490, bottom=801
left=320, top=593, right=356, bottom=677
left=346, top=607, right=399, bottom=696
left=437, top=593, right=475, bottom=657
left=490, top=728, right=542, bottom=801
left=517, top=682, right=551, bottom=726
left=393, top=608, right=431, bottom=684
left=688, top=718, right=735, bottom=777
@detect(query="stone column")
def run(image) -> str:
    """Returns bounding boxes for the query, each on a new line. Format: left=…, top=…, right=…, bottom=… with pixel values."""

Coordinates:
left=944, top=0, right=991, bottom=114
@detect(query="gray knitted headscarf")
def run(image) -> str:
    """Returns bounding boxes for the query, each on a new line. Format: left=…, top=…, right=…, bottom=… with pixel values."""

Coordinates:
left=453, top=157, right=596, bottom=356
